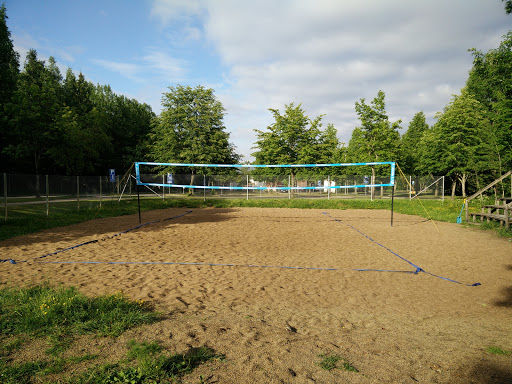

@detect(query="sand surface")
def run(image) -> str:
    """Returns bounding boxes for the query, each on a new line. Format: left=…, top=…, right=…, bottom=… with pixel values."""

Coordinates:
left=1, top=207, right=511, bottom=383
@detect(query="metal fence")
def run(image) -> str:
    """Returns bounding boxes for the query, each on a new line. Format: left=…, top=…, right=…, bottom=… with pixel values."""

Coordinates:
left=1, top=172, right=445, bottom=220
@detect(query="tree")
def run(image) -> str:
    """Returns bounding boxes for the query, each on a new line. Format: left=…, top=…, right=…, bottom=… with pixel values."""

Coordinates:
left=351, top=90, right=401, bottom=197
left=148, top=85, right=240, bottom=187
left=466, top=32, right=512, bottom=179
left=252, top=103, right=339, bottom=186
left=6, top=50, right=62, bottom=194
left=0, top=3, right=20, bottom=171
left=503, top=0, right=512, bottom=14
left=400, top=111, right=429, bottom=174
left=420, top=89, right=497, bottom=198
left=46, top=69, right=112, bottom=175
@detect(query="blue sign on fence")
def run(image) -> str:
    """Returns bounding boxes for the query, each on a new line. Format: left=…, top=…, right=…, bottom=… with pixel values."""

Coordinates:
left=167, top=173, right=173, bottom=184
left=109, top=169, right=115, bottom=182
left=364, top=175, right=369, bottom=184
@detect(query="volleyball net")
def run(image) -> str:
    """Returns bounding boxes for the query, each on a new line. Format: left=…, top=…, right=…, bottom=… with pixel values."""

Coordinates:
left=134, top=161, right=396, bottom=192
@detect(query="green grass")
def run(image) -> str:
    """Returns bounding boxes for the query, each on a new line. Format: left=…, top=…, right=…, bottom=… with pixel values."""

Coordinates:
left=486, top=346, right=512, bottom=356
left=71, top=343, right=223, bottom=384
left=0, top=283, right=159, bottom=337
left=317, top=354, right=359, bottom=372
left=1, top=195, right=510, bottom=242
left=0, top=284, right=222, bottom=384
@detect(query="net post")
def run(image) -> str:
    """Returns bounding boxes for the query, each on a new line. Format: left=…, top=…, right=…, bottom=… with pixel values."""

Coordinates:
left=46, top=174, right=49, bottom=217
left=4, top=173, right=7, bottom=222
left=391, top=182, right=395, bottom=227
left=137, top=183, right=141, bottom=224
left=77, top=175, right=80, bottom=210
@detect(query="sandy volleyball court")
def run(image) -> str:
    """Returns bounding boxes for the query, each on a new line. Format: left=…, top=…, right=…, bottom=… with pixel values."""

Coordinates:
left=1, top=207, right=511, bottom=383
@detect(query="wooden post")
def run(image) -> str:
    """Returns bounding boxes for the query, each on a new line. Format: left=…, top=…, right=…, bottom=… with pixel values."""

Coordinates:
left=99, top=176, right=102, bottom=208
left=391, top=182, right=395, bottom=227
left=77, top=175, right=80, bottom=210
left=3, top=173, right=7, bottom=222
left=46, top=175, right=49, bottom=216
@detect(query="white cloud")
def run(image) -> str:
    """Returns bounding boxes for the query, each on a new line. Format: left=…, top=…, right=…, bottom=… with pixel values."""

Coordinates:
left=91, top=59, right=142, bottom=80
left=189, top=0, right=510, bottom=159
left=150, top=0, right=204, bottom=24
left=143, top=50, right=187, bottom=82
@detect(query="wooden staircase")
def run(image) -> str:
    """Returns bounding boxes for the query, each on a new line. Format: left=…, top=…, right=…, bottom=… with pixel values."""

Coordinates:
left=464, top=171, right=512, bottom=229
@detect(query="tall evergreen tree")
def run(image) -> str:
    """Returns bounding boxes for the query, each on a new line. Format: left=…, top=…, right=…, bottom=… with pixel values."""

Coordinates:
left=400, top=111, right=429, bottom=174
left=6, top=50, right=62, bottom=193
left=0, top=3, right=20, bottom=172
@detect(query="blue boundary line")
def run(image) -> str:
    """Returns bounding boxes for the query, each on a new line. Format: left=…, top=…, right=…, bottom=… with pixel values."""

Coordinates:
left=0, top=210, right=193, bottom=265
left=322, top=212, right=481, bottom=286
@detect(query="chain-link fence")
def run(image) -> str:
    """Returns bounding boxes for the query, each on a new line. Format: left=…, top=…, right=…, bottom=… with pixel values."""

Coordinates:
left=1, top=172, right=445, bottom=220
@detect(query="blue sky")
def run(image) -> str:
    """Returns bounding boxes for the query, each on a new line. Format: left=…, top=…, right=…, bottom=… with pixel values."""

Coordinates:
left=5, top=0, right=511, bottom=161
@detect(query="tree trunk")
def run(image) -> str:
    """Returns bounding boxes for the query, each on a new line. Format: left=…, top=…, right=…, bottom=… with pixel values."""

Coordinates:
left=189, top=171, right=196, bottom=195
left=451, top=178, right=457, bottom=199
left=458, top=173, right=467, bottom=197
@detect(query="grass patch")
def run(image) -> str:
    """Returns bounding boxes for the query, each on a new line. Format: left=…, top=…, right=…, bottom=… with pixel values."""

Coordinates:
left=2, top=195, right=510, bottom=242
left=317, top=354, right=359, bottom=372
left=0, top=284, right=221, bottom=383
left=487, top=346, right=512, bottom=356
left=0, top=283, right=159, bottom=337
left=71, top=342, right=224, bottom=384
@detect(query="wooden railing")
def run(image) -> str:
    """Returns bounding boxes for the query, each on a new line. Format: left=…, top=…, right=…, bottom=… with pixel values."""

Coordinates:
left=465, top=170, right=512, bottom=221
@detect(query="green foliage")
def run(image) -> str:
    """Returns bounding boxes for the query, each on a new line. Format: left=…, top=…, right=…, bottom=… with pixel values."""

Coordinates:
left=467, top=31, right=512, bottom=181
left=148, top=84, right=240, bottom=177
left=0, top=284, right=159, bottom=337
left=0, top=4, right=19, bottom=106
left=486, top=346, right=512, bottom=355
left=317, top=354, right=358, bottom=372
left=252, top=103, right=340, bottom=181
left=352, top=90, right=401, bottom=164
left=400, top=112, right=429, bottom=174
left=0, top=5, right=153, bottom=176
left=503, top=0, right=512, bottom=14
left=73, top=344, right=223, bottom=384
left=418, top=88, right=496, bottom=197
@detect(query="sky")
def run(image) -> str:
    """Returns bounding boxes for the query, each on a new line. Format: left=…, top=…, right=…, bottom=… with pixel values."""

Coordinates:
left=5, top=0, right=511, bottom=161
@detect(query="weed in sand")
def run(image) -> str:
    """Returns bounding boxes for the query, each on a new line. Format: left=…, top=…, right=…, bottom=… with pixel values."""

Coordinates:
left=487, top=346, right=512, bottom=356
left=317, top=353, right=359, bottom=372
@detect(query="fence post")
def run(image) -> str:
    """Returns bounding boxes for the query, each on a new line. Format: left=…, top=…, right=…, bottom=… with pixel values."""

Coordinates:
left=3, top=173, right=7, bottom=222
left=328, top=175, right=330, bottom=200
left=77, top=176, right=80, bottom=210
left=46, top=175, right=49, bottom=216
left=409, top=176, right=412, bottom=200
left=203, top=174, right=206, bottom=202
left=247, top=174, right=249, bottom=200
left=99, top=176, right=102, bottom=208
left=442, top=176, right=445, bottom=202
left=162, top=174, right=165, bottom=200
left=288, top=175, right=291, bottom=200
